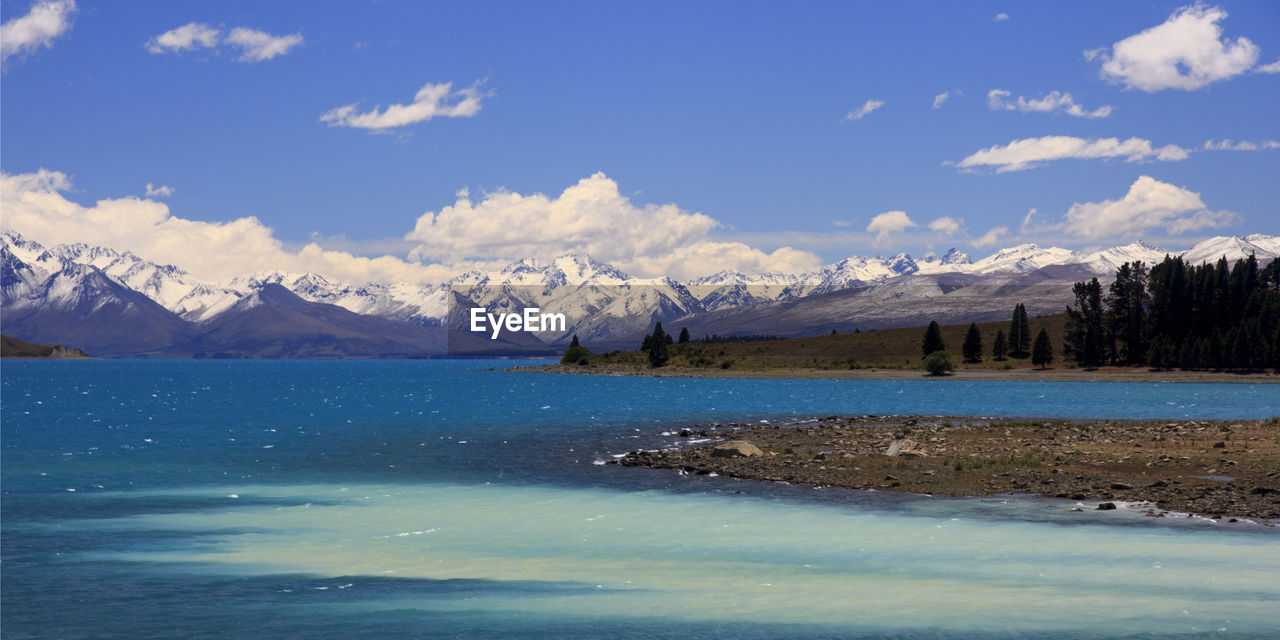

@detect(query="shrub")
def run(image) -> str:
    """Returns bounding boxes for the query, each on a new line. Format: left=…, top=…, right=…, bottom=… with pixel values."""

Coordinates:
left=560, top=345, right=591, bottom=365
left=922, top=351, right=956, bottom=376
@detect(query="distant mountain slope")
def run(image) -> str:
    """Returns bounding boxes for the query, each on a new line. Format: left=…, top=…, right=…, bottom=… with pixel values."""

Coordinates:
left=2, top=230, right=1275, bottom=356
left=1, top=334, right=91, bottom=358
left=190, top=284, right=447, bottom=358
left=2, top=243, right=194, bottom=356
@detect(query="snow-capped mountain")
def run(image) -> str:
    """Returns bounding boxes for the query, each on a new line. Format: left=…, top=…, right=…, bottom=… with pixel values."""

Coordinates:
left=3, top=229, right=1277, bottom=356
left=916, top=248, right=973, bottom=273
left=1067, top=241, right=1171, bottom=274
left=1181, top=235, right=1280, bottom=267
left=0, top=231, right=242, bottom=321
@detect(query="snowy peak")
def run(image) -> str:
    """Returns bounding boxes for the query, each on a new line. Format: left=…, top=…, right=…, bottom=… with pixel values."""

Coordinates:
left=965, top=243, right=1077, bottom=274
left=1182, top=235, right=1280, bottom=266
left=884, top=253, right=919, bottom=276
left=1068, top=241, right=1170, bottom=273
left=552, top=254, right=630, bottom=285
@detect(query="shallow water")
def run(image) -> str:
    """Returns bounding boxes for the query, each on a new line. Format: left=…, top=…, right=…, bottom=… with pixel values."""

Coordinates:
left=3, top=360, right=1278, bottom=638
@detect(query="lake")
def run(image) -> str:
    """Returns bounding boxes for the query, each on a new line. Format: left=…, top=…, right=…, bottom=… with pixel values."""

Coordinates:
left=2, top=359, right=1278, bottom=639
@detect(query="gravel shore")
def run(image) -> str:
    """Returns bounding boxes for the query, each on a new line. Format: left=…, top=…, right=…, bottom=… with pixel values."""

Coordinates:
left=612, top=416, right=1280, bottom=523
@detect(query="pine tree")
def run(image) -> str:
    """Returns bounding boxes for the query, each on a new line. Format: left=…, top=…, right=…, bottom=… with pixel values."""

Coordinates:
left=560, top=335, right=590, bottom=364
left=992, top=329, right=1007, bottom=361
left=678, top=327, right=691, bottom=343
left=1064, top=279, right=1105, bottom=369
left=922, top=320, right=945, bottom=357
left=1009, top=304, right=1031, bottom=358
left=640, top=334, right=652, bottom=352
left=1032, top=328, right=1053, bottom=369
left=962, top=322, right=983, bottom=364
left=648, top=322, right=669, bottom=367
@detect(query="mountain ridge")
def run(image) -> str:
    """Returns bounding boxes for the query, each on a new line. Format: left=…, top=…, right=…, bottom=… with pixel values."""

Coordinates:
left=2, top=230, right=1276, bottom=356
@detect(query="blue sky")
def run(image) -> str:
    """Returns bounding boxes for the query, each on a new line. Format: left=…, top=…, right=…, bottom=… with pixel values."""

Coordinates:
left=2, top=1, right=1278, bottom=282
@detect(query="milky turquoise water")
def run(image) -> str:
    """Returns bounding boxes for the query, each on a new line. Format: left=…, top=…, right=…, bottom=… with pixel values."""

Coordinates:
left=3, top=360, right=1278, bottom=638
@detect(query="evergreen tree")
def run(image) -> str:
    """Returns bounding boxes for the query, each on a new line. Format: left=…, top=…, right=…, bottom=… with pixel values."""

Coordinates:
left=1032, top=328, right=1053, bottom=369
left=1009, top=304, right=1031, bottom=358
left=962, top=322, right=983, bottom=364
left=678, top=327, right=690, bottom=343
left=1064, top=278, right=1105, bottom=369
left=922, top=320, right=945, bottom=357
left=1105, top=261, right=1149, bottom=365
left=640, top=334, right=653, bottom=352
left=648, top=322, right=669, bottom=367
left=992, top=329, right=1007, bottom=361
left=560, top=335, right=590, bottom=364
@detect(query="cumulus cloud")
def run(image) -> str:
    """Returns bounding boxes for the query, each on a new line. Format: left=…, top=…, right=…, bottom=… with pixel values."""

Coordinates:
left=145, top=22, right=219, bottom=54
left=145, top=183, right=174, bottom=197
left=321, top=81, right=488, bottom=130
left=1087, top=4, right=1259, bottom=91
left=954, top=135, right=1191, bottom=173
left=927, top=216, right=962, bottom=235
left=224, top=27, right=303, bottom=62
left=1203, top=139, right=1280, bottom=151
left=1059, top=176, right=1238, bottom=240
left=972, top=226, right=1009, bottom=249
left=932, top=91, right=950, bottom=109
left=843, top=99, right=884, bottom=122
left=865, top=211, right=916, bottom=243
left=986, top=89, right=1112, bottom=118
left=403, top=172, right=820, bottom=278
left=0, top=169, right=454, bottom=284
left=1258, top=59, right=1280, bottom=74
left=1, top=0, right=76, bottom=66
left=994, top=13, right=1010, bottom=22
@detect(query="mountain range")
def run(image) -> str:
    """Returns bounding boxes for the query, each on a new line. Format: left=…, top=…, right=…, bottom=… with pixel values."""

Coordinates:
left=2, top=230, right=1277, bottom=357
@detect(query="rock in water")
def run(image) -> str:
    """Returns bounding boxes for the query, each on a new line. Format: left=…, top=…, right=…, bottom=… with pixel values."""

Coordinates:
left=1096, top=502, right=1117, bottom=511
left=712, top=441, right=764, bottom=458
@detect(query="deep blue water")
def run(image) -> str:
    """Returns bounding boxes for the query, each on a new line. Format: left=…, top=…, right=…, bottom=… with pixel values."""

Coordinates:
left=3, top=360, right=1279, bottom=639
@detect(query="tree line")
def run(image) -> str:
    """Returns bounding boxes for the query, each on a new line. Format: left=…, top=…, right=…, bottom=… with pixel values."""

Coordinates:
left=1064, top=254, right=1280, bottom=371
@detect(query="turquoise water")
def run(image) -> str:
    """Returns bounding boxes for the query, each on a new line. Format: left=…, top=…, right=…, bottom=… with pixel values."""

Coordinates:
left=3, top=360, right=1279, bottom=638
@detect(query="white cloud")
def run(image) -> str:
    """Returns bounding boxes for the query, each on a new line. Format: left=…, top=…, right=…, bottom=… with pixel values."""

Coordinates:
left=1020, top=208, right=1037, bottom=233
left=224, top=27, right=303, bottom=62
left=843, top=99, right=884, bottom=122
left=1059, top=176, right=1238, bottom=240
left=145, top=183, right=174, bottom=197
left=954, top=135, right=1191, bottom=172
left=1258, top=58, right=1280, bottom=74
left=994, top=13, right=1010, bottom=22
left=1088, top=4, right=1259, bottom=91
left=145, top=24, right=301, bottom=62
left=865, top=211, right=916, bottom=243
left=145, top=22, right=219, bottom=55
left=4, top=170, right=818, bottom=283
left=926, top=216, right=962, bottom=235
left=1203, top=139, right=1280, bottom=151
left=972, top=226, right=1009, bottom=249
left=1, top=0, right=76, bottom=66
left=932, top=91, right=950, bottom=109
left=321, top=81, right=488, bottom=130
left=0, top=169, right=454, bottom=284
left=403, top=172, right=821, bottom=279
left=986, top=89, right=1112, bottom=118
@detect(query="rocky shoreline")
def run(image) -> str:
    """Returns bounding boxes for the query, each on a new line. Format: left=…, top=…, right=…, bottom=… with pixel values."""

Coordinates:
left=529, top=362, right=1280, bottom=383
left=610, top=416, right=1280, bottom=524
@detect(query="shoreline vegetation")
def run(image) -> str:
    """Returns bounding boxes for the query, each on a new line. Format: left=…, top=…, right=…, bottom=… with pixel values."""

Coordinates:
left=610, top=415, right=1280, bottom=524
